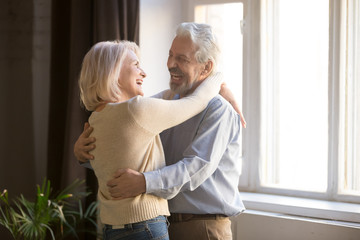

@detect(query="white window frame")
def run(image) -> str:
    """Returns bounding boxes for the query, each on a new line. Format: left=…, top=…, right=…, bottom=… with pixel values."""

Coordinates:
left=187, top=0, right=360, bottom=224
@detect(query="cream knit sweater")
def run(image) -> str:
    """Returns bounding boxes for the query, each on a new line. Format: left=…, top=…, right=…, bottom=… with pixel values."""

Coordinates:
left=89, top=73, right=222, bottom=225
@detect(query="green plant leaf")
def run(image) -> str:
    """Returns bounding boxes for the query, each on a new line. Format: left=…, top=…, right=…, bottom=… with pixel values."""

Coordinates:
left=0, top=178, right=99, bottom=239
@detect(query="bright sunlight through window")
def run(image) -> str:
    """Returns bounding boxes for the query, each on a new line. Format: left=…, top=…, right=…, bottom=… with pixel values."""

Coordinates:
left=339, top=0, right=360, bottom=196
left=261, top=0, right=329, bottom=192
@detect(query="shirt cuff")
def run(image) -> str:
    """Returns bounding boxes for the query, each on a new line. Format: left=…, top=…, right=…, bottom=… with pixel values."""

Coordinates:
left=144, top=170, right=163, bottom=194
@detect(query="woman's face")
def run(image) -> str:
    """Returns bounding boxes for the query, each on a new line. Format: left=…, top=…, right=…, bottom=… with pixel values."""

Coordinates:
left=118, top=50, right=146, bottom=99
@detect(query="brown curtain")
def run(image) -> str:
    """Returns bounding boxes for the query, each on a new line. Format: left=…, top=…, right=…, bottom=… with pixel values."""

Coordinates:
left=47, top=0, right=139, bottom=237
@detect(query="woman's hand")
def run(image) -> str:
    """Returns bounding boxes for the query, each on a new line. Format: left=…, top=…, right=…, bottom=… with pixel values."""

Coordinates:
left=74, top=122, right=96, bottom=162
left=220, top=83, right=247, bottom=128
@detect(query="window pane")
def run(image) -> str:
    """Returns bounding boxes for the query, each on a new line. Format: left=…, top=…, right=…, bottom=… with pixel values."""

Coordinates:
left=195, top=3, right=244, bottom=160
left=261, top=0, right=329, bottom=191
left=195, top=3, right=243, bottom=106
left=339, top=0, right=360, bottom=196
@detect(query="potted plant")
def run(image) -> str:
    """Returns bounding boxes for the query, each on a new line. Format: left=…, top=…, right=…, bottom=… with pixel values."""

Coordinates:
left=0, top=178, right=99, bottom=240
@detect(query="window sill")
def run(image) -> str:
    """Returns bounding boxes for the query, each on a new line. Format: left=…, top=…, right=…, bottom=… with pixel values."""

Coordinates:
left=240, top=192, right=360, bottom=226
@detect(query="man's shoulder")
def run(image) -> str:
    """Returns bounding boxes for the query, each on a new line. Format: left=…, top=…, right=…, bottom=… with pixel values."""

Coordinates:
left=206, top=95, right=241, bottom=122
left=208, top=95, right=234, bottom=111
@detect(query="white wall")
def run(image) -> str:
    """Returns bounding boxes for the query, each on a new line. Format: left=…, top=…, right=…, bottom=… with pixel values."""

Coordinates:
left=233, top=211, right=360, bottom=240
left=139, top=0, right=187, bottom=96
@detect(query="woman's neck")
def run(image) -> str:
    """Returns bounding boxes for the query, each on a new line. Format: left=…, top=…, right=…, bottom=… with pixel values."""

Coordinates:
left=95, top=103, right=108, bottom=112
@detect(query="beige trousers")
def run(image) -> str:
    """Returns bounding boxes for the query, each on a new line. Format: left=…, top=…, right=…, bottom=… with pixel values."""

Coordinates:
left=168, top=217, right=232, bottom=240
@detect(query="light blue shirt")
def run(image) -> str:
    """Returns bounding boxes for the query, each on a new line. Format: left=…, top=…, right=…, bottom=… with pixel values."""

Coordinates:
left=144, top=95, right=245, bottom=216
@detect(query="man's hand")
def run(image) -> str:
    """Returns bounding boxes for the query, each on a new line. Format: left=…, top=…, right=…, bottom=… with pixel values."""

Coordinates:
left=74, top=122, right=96, bottom=162
left=107, top=168, right=146, bottom=199
left=220, top=83, right=247, bottom=128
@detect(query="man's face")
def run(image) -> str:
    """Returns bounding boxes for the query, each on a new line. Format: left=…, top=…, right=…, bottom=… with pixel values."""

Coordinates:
left=167, top=36, right=207, bottom=97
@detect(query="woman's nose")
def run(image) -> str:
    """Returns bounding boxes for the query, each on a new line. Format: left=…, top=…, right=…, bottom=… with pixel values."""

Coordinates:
left=141, top=69, right=147, bottom=78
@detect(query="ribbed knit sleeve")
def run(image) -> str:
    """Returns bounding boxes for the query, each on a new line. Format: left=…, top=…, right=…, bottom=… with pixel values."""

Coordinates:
left=128, top=73, right=223, bottom=134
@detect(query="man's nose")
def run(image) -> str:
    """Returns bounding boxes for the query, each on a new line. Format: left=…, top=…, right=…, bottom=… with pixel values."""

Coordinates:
left=167, top=56, right=177, bottom=68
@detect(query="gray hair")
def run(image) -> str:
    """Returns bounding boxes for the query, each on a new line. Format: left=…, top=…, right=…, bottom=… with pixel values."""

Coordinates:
left=175, top=22, right=220, bottom=73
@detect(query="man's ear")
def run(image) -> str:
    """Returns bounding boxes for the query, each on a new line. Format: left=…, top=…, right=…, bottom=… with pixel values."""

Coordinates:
left=201, top=61, right=214, bottom=79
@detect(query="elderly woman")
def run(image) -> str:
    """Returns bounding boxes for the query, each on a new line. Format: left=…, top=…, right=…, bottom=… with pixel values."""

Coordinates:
left=78, top=40, right=223, bottom=240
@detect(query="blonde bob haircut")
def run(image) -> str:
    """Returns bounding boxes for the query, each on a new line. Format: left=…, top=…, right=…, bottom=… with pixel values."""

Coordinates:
left=79, top=40, right=140, bottom=111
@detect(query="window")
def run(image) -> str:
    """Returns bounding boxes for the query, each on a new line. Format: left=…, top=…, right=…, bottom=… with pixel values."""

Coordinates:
left=261, top=0, right=329, bottom=192
left=258, top=0, right=360, bottom=203
left=190, top=0, right=360, bottom=221
left=194, top=2, right=244, bottom=108
left=338, top=0, right=360, bottom=197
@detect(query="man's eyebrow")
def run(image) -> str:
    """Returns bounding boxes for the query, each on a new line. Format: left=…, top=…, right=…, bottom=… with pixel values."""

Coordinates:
left=177, top=54, right=191, bottom=60
left=169, top=50, right=191, bottom=62
left=169, top=50, right=189, bottom=58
